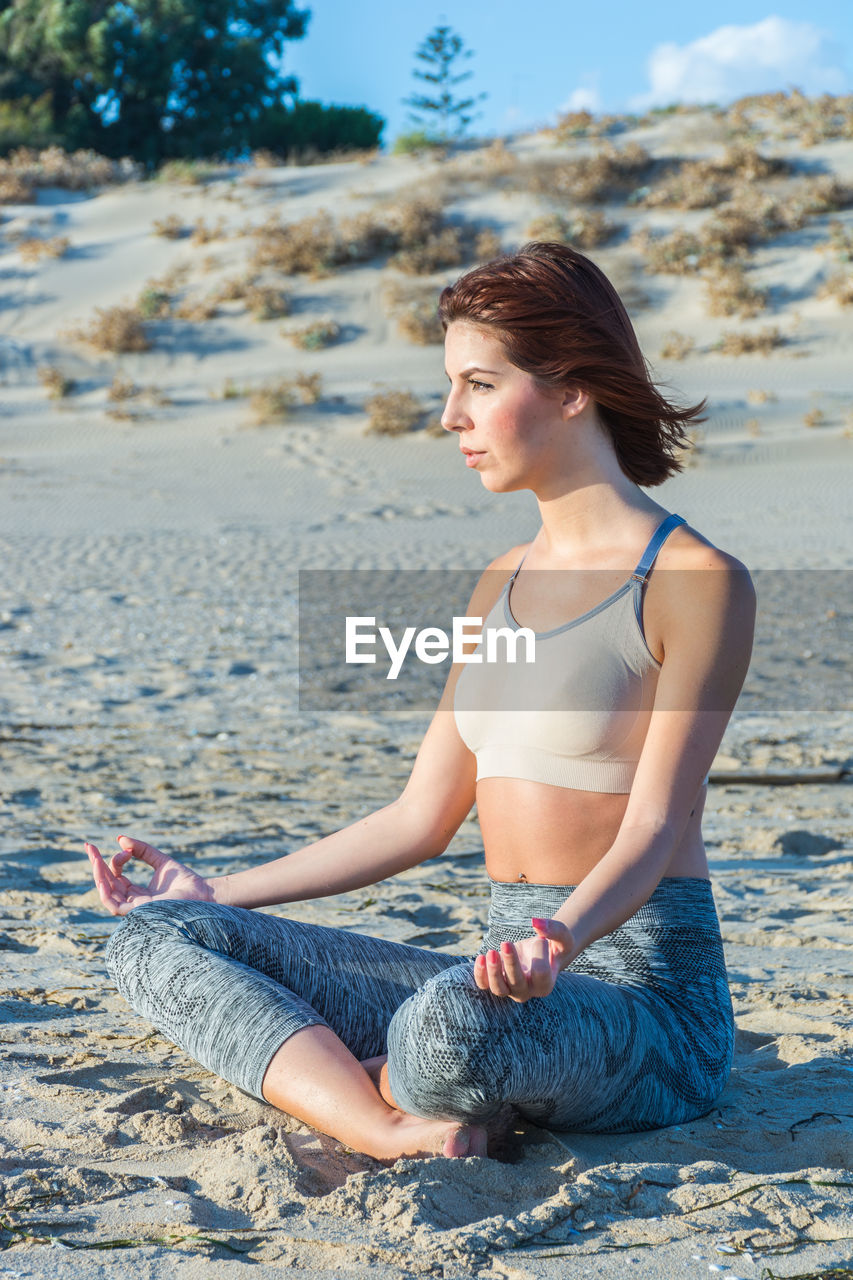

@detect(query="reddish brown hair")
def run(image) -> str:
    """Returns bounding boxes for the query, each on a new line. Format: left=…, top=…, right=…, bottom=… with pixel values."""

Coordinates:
left=438, top=241, right=705, bottom=486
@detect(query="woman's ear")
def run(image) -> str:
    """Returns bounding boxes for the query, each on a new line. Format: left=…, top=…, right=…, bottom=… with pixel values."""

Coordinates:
left=561, top=386, right=589, bottom=419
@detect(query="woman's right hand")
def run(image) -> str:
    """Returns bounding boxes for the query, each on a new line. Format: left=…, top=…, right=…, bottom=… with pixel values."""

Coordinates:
left=85, top=836, right=215, bottom=916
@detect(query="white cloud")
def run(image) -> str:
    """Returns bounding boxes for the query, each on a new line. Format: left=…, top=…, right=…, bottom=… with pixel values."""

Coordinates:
left=630, top=16, right=848, bottom=110
left=560, top=85, right=602, bottom=115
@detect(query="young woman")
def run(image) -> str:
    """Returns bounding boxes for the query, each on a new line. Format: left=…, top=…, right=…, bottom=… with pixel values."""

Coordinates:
left=86, top=242, right=755, bottom=1162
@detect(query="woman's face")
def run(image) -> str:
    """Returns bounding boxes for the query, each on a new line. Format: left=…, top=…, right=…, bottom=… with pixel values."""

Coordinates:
left=441, top=321, right=574, bottom=493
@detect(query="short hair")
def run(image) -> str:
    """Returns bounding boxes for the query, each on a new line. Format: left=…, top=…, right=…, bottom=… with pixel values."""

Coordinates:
left=438, top=241, right=705, bottom=486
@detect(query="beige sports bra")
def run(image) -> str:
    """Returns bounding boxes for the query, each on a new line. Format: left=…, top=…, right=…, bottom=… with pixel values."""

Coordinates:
left=454, top=514, right=706, bottom=794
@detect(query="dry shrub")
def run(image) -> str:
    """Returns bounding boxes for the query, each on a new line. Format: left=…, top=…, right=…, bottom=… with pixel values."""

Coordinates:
left=137, top=286, right=173, bottom=319
left=803, top=408, right=825, bottom=428
left=292, top=371, right=323, bottom=404
left=638, top=145, right=788, bottom=211
left=250, top=149, right=279, bottom=168
left=108, top=373, right=139, bottom=401
left=157, top=159, right=217, bottom=185
left=659, top=332, right=696, bottom=360
left=174, top=295, right=219, bottom=322
left=637, top=229, right=710, bottom=275
left=251, top=212, right=340, bottom=276
left=526, top=143, right=652, bottom=204
left=716, top=327, right=783, bottom=355
left=247, top=197, right=481, bottom=278
left=746, top=388, right=776, bottom=405
left=474, top=228, right=502, bottom=260
left=152, top=215, right=188, bottom=240
left=364, top=389, right=424, bottom=436
left=249, top=380, right=296, bottom=424
left=801, top=175, right=853, bottom=214
left=386, top=197, right=443, bottom=246
left=818, top=271, right=853, bottom=306
left=247, top=373, right=322, bottom=423
left=287, top=319, right=341, bottom=350
left=396, top=303, right=443, bottom=345
left=71, top=305, right=151, bottom=353
left=244, top=285, right=290, bottom=320
left=38, top=365, right=75, bottom=398
left=149, top=262, right=191, bottom=293
left=822, top=220, right=853, bottom=261
left=190, top=217, right=226, bottom=246
left=704, top=267, right=767, bottom=318
left=473, top=139, right=518, bottom=179
left=212, top=274, right=257, bottom=303
left=382, top=279, right=443, bottom=344
left=17, top=235, right=70, bottom=263
left=0, top=173, right=34, bottom=203
left=638, top=182, right=830, bottom=278
left=221, top=378, right=245, bottom=399
left=338, top=211, right=398, bottom=262
left=0, top=146, right=139, bottom=201
left=553, top=109, right=595, bottom=138
left=728, top=90, right=853, bottom=145
left=746, top=418, right=762, bottom=437
left=392, top=226, right=463, bottom=275
left=104, top=376, right=170, bottom=419
left=526, top=211, right=618, bottom=250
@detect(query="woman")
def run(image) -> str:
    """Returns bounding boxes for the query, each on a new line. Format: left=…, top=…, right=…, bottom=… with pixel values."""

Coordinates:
left=86, top=242, right=755, bottom=1163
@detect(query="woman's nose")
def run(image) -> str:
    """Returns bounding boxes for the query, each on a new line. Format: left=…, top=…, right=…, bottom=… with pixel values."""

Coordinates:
left=441, top=392, right=469, bottom=433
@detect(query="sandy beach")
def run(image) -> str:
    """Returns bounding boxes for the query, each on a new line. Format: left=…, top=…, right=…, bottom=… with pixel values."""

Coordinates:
left=1, top=100, right=852, bottom=1278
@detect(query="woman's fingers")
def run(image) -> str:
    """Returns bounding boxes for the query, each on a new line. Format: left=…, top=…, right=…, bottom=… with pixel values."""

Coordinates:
left=85, top=843, right=130, bottom=916
left=473, top=954, right=490, bottom=990
left=115, top=834, right=169, bottom=868
left=485, top=949, right=511, bottom=997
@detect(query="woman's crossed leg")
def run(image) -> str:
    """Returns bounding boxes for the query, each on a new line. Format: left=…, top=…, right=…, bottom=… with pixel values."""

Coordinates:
left=104, top=899, right=487, bottom=1160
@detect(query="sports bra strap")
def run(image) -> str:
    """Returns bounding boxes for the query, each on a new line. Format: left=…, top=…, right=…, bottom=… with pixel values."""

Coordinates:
left=630, top=514, right=686, bottom=585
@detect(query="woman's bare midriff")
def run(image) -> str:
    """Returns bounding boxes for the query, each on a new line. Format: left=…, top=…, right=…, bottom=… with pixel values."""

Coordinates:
left=478, top=777, right=710, bottom=885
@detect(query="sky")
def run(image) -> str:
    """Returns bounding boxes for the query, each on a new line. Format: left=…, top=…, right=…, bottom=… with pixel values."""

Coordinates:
left=280, top=1, right=853, bottom=142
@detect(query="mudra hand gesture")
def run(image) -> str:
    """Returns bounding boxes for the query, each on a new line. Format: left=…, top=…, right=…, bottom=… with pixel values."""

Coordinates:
left=474, top=917, right=575, bottom=1002
left=86, top=836, right=212, bottom=916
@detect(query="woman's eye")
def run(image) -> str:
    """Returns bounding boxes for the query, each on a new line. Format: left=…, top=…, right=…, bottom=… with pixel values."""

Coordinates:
left=468, top=378, right=492, bottom=392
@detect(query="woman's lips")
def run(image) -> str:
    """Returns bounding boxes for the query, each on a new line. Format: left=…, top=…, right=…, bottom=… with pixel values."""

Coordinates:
left=462, top=449, right=486, bottom=467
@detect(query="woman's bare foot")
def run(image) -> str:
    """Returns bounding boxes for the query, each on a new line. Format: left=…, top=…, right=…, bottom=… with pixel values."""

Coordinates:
left=379, top=1111, right=488, bottom=1161
left=262, top=1026, right=489, bottom=1163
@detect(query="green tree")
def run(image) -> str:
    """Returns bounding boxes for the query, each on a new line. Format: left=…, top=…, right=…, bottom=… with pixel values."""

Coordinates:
left=0, top=0, right=310, bottom=165
left=403, top=25, right=485, bottom=141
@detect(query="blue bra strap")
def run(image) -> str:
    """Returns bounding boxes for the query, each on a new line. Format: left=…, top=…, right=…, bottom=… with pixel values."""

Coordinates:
left=631, top=513, right=686, bottom=585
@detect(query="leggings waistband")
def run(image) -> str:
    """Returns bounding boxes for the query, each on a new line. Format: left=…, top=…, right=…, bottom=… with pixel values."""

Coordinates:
left=486, top=875, right=719, bottom=932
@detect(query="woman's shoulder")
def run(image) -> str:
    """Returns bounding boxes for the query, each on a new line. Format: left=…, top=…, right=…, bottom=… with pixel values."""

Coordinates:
left=658, top=519, right=752, bottom=579
left=650, top=519, right=756, bottom=621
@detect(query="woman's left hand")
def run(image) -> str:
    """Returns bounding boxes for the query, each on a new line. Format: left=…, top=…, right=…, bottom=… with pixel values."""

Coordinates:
left=473, top=917, right=575, bottom=1002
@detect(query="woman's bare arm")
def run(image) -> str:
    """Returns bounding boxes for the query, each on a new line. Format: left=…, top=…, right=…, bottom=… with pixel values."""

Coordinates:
left=553, top=548, right=755, bottom=950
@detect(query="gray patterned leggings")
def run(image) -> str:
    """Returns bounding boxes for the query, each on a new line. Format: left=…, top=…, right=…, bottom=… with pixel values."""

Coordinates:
left=105, top=876, right=734, bottom=1132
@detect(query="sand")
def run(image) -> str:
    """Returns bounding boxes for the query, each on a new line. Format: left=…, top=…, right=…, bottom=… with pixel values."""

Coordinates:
left=1, top=105, right=852, bottom=1277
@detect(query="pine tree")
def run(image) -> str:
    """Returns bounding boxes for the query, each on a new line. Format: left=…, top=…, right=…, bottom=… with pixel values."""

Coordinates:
left=403, top=26, right=485, bottom=141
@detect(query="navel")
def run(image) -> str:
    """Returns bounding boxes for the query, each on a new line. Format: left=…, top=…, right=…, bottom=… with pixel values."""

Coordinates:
left=517, top=871, right=528, bottom=883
